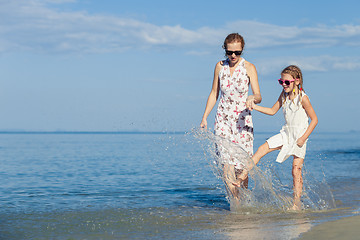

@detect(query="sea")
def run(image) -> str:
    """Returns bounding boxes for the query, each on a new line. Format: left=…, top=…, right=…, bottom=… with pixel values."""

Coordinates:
left=0, top=130, right=359, bottom=239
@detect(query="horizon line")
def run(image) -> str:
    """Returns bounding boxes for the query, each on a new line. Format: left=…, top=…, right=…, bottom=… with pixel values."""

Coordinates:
left=0, top=130, right=358, bottom=135
left=0, top=130, right=186, bottom=134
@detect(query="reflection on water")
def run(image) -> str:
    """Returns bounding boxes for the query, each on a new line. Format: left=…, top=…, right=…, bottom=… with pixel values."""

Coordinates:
left=221, top=213, right=312, bottom=240
left=0, top=206, right=313, bottom=240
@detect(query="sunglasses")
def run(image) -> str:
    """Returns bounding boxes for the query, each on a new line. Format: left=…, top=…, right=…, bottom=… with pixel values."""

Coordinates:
left=278, top=79, right=295, bottom=85
left=225, top=50, right=242, bottom=56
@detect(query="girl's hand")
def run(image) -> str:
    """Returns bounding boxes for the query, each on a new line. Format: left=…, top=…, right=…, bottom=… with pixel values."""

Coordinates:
left=200, top=119, right=208, bottom=129
left=246, top=95, right=255, bottom=111
left=296, top=137, right=306, bottom=147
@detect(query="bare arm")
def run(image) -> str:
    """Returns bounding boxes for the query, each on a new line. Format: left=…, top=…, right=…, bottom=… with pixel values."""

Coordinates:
left=200, top=62, right=222, bottom=129
left=297, top=95, right=318, bottom=147
left=245, top=61, right=262, bottom=110
left=252, top=93, right=282, bottom=116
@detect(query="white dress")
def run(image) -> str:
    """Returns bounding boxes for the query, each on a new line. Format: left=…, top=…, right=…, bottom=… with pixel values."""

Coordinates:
left=214, top=58, right=253, bottom=169
left=266, top=92, right=309, bottom=163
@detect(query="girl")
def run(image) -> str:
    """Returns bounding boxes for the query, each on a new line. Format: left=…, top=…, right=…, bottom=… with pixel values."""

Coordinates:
left=237, top=65, right=318, bottom=210
left=200, top=33, right=261, bottom=199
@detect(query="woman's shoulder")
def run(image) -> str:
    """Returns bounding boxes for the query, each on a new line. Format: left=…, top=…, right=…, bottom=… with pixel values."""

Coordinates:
left=215, top=60, right=227, bottom=70
left=244, top=60, right=257, bottom=73
left=218, top=59, right=228, bottom=66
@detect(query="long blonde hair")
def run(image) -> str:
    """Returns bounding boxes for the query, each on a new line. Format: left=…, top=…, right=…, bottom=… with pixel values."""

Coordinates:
left=281, top=65, right=304, bottom=104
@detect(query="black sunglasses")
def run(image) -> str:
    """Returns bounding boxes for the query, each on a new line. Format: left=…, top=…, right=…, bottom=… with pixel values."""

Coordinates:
left=225, top=50, right=242, bottom=56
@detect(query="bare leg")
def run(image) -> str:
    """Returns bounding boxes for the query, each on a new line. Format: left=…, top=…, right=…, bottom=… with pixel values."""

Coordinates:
left=290, top=157, right=304, bottom=210
left=224, top=163, right=237, bottom=184
left=223, top=163, right=239, bottom=200
left=234, top=142, right=281, bottom=187
left=238, top=171, right=249, bottom=188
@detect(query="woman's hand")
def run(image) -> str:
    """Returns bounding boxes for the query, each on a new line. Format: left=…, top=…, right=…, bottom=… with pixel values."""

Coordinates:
left=200, top=119, right=208, bottom=129
left=296, top=137, right=306, bottom=147
left=246, top=95, right=256, bottom=111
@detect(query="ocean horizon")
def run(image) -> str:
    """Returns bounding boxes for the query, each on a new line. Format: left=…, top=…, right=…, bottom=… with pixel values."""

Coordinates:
left=0, top=129, right=358, bottom=134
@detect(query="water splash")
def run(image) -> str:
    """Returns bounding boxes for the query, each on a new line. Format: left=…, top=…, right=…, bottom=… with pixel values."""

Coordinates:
left=191, top=128, right=336, bottom=213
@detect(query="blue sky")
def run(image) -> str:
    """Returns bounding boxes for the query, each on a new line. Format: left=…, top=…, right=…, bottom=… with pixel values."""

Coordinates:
left=0, top=0, right=359, bottom=132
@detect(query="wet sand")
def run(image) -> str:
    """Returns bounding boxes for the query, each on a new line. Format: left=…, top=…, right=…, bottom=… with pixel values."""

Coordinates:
left=299, top=214, right=360, bottom=240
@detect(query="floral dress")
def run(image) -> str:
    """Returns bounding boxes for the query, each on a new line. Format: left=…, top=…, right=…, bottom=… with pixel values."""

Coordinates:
left=214, top=58, right=254, bottom=169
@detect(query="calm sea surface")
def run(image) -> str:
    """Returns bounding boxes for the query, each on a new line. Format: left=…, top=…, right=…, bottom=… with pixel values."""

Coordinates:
left=0, top=131, right=359, bottom=239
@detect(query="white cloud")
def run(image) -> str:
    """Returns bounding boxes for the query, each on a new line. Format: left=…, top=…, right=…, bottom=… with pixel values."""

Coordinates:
left=0, top=0, right=360, bottom=72
left=1, top=1, right=359, bottom=52
left=43, top=0, right=76, bottom=3
left=256, top=55, right=360, bottom=74
left=332, top=60, right=360, bottom=70
left=224, top=21, right=360, bottom=49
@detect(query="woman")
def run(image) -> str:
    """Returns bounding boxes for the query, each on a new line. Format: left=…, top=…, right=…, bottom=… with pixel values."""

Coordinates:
left=200, top=33, right=261, bottom=199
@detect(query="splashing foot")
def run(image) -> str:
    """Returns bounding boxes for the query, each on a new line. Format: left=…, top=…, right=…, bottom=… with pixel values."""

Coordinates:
left=232, top=170, right=248, bottom=187
left=288, top=204, right=302, bottom=211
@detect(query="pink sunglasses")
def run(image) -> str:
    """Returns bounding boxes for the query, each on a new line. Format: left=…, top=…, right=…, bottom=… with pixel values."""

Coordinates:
left=278, top=78, right=296, bottom=86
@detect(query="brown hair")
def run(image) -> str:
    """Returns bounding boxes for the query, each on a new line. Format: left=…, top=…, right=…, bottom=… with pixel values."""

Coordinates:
left=281, top=65, right=304, bottom=103
left=223, top=33, right=245, bottom=50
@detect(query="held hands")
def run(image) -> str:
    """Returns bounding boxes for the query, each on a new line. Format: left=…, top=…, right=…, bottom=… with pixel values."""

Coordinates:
left=246, top=95, right=256, bottom=111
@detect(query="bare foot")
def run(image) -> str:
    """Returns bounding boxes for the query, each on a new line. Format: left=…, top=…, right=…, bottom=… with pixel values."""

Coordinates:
left=288, top=204, right=301, bottom=211
left=224, top=178, right=239, bottom=200
left=232, top=170, right=248, bottom=187
left=224, top=164, right=238, bottom=186
left=232, top=178, right=242, bottom=187
left=225, top=175, right=239, bottom=188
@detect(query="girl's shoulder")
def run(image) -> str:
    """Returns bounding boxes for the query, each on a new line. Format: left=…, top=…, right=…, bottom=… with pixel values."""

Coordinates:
left=300, top=91, right=309, bottom=101
left=280, top=91, right=308, bottom=105
left=300, top=92, right=314, bottom=110
left=299, top=91, right=314, bottom=110
left=300, top=92, right=310, bottom=103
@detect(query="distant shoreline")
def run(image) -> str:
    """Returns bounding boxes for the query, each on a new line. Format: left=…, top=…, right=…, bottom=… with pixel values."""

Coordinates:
left=0, top=130, right=358, bottom=135
left=0, top=131, right=186, bottom=135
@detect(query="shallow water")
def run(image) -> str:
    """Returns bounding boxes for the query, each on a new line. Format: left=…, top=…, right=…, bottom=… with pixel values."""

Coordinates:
left=0, top=131, right=359, bottom=239
left=193, top=128, right=336, bottom=212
